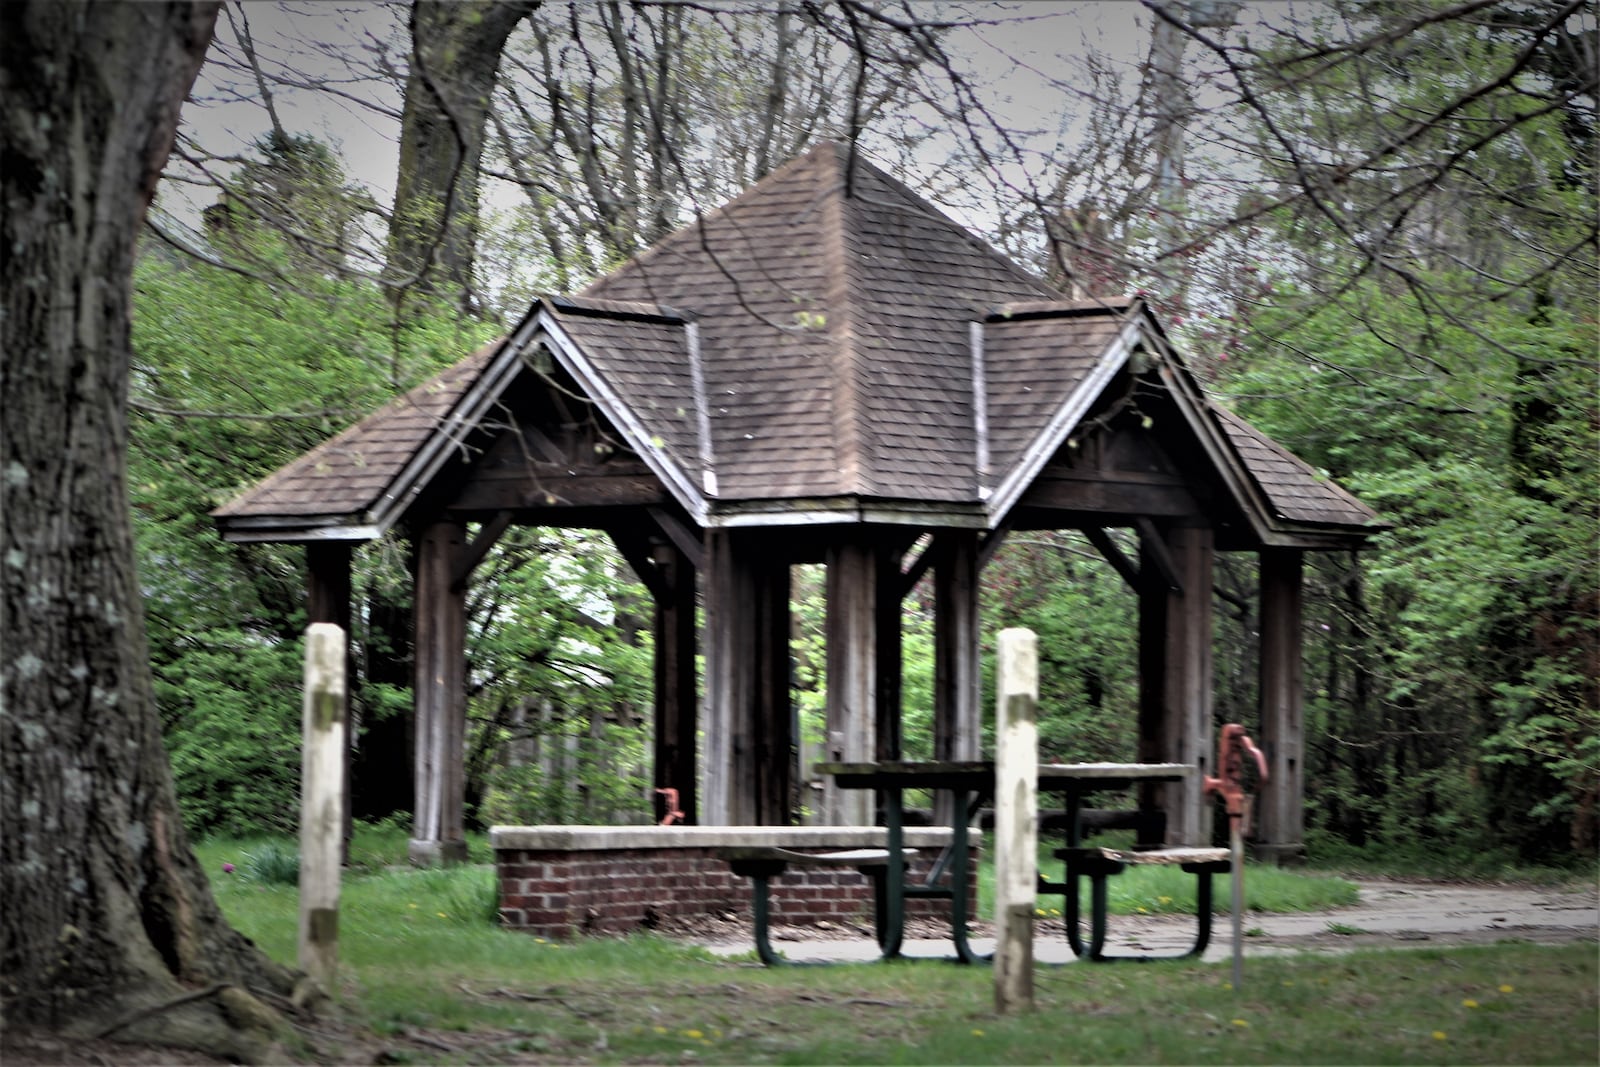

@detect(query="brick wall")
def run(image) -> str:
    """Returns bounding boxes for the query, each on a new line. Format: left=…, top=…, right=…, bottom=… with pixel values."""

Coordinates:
left=493, top=827, right=977, bottom=939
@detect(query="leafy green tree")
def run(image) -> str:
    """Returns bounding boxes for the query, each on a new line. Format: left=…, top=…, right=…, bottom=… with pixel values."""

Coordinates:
left=132, top=210, right=485, bottom=834
left=1222, top=289, right=1597, bottom=858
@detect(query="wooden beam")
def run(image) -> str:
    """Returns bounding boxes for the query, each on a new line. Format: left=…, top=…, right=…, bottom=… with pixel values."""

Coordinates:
left=519, top=422, right=569, bottom=465
left=1018, top=472, right=1201, bottom=516
left=1082, top=526, right=1141, bottom=592
left=450, top=511, right=514, bottom=592
left=648, top=505, right=706, bottom=572
left=1136, top=517, right=1184, bottom=595
left=605, top=525, right=669, bottom=601
left=978, top=521, right=1012, bottom=571
left=898, top=536, right=936, bottom=599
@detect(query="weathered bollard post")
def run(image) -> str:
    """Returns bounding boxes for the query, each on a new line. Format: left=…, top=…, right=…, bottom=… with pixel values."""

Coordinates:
left=994, top=627, right=1039, bottom=1014
left=299, top=622, right=346, bottom=987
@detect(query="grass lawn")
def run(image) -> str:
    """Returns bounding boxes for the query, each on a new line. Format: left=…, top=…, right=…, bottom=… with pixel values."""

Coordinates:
left=194, top=830, right=1597, bottom=1064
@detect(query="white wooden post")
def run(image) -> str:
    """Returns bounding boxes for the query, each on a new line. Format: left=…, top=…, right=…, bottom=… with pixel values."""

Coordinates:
left=299, top=622, right=346, bottom=987
left=993, top=627, right=1038, bottom=1014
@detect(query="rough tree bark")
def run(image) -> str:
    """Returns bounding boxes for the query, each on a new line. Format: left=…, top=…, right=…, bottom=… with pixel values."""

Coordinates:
left=387, top=0, right=537, bottom=315
left=1, top=2, right=301, bottom=1058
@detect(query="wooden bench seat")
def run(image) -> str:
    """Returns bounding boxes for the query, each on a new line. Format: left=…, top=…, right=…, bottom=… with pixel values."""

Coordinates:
left=1050, top=845, right=1233, bottom=962
left=718, top=846, right=919, bottom=965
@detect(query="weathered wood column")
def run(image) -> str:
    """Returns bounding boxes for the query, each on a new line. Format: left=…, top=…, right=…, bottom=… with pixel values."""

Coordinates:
left=1256, top=547, right=1306, bottom=863
left=1137, top=522, right=1215, bottom=846
left=410, top=520, right=469, bottom=865
left=933, top=530, right=981, bottom=824
left=703, top=529, right=792, bottom=825
left=821, top=540, right=887, bottom=825
left=652, top=541, right=699, bottom=824
left=306, top=542, right=354, bottom=852
left=933, top=530, right=982, bottom=762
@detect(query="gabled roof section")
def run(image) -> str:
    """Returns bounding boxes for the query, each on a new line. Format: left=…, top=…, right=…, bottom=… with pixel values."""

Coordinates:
left=212, top=333, right=523, bottom=541
left=213, top=142, right=1382, bottom=549
left=581, top=142, right=1058, bottom=506
left=536, top=295, right=707, bottom=507
left=981, top=298, right=1141, bottom=514
left=1210, top=404, right=1384, bottom=532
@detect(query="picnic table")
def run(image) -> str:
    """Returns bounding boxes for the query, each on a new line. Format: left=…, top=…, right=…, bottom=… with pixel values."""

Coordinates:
left=811, top=760, right=1221, bottom=964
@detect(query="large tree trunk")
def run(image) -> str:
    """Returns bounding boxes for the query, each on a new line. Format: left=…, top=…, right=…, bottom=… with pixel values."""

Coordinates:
left=1, top=3, right=300, bottom=1058
left=386, top=0, right=536, bottom=316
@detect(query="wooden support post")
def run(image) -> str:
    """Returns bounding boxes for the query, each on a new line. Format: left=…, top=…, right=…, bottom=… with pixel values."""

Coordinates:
left=410, top=521, right=469, bottom=865
left=652, top=541, right=699, bottom=825
left=299, top=622, right=346, bottom=987
left=875, top=543, right=904, bottom=765
left=754, top=552, right=792, bottom=824
left=306, top=542, right=352, bottom=856
left=1256, top=548, right=1306, bottom=863
left=703, top=530, right=792, bottom=825
left=1137, top=523, right=1214, bottom=846
left=933, top=530, right=981, bottom=824
left=993, top=628, right=1038, bottom=1015
left=823, top=542, right=880, bottom=825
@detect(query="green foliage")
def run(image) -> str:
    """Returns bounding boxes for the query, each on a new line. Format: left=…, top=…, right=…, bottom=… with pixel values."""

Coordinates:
left=157, top=630, right=304, bottom=836
left=133, top=157, right=491, bottom=835
left=239, top=840, right=300, bottom=886
left=980, top=533, right=1139, bottom=761
left=1222, top=285, right=1598, bottom=860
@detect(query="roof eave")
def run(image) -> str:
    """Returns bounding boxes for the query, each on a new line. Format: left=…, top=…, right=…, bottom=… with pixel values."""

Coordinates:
left=707, top=495, right=988, bottom=529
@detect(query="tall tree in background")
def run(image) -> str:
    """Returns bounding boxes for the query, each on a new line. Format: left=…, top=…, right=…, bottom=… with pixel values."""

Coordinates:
left=388, top=0, right=537, bottom=315
left=1, top=1, right=301, bottom=1057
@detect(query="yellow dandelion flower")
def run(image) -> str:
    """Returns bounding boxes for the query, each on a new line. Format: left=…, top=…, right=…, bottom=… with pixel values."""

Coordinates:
left=682, top=1029, right=703, bottom=1040
left=437, top=911, right=448, bottom=918
left=971, top=1029, right=985, bottom=1037
left=653, top=1026, right=668, bottom=1035
left=1158, top=896, right=1173, bottom=905
left=1463, top=999, right=1479, bottom=1009
left=1231, top=1019, right=1250, bottom=1028
left=1433, top=1031, right=1448, bottom=1041
left=1499, top=984, right=1514, bottom=993
left=408, top=903, right=419, bottom=909
left=1035, top=908, right=1047, bottom=917
left=1136, top=906, right=1148, bottom=914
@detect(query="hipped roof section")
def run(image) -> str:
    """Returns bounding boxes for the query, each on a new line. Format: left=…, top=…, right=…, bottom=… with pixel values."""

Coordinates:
left=213, top=142, right=1382, bottom=545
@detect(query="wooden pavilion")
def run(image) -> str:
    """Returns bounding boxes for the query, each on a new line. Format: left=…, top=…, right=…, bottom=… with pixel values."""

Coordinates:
left=214, top=143, right=1382, bottom=865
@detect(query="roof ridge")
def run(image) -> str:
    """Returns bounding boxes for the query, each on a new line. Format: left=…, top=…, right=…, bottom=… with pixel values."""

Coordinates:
left=581, top=143, right=836, bottom=303
left=827, top=143, right=869, bottom=494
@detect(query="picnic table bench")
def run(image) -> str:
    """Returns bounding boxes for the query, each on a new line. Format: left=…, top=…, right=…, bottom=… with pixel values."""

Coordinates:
left=719, top=761, right=1232, bottom=965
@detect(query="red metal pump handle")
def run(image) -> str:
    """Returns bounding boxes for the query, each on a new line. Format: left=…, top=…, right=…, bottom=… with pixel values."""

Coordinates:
left=1202, top=723, right=1267, bottom=834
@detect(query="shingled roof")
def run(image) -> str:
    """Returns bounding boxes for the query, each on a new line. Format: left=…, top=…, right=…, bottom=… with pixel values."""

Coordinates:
left=214, top=142, right=1381, bottom=546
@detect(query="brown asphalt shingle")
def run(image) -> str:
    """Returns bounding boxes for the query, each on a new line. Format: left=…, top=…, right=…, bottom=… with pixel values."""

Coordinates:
left=214, top=143, right=1380, bottom=543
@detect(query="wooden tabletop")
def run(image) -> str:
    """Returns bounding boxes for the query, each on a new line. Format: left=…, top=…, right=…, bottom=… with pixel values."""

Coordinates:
left=815, top=760, right=1194, bottom=790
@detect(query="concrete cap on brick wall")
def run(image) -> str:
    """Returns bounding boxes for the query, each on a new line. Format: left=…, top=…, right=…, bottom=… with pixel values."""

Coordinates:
left=490, top=825, right=959, bottom=852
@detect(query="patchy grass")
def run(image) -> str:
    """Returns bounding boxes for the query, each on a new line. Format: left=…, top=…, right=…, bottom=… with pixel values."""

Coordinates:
left=195, top=831, right=1594, bottom=1064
